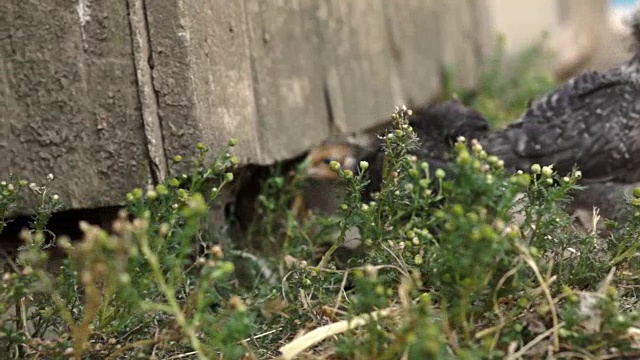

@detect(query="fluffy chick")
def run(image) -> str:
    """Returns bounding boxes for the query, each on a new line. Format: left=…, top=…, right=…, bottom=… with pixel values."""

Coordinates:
left=304, top=142, right=368, bottom=181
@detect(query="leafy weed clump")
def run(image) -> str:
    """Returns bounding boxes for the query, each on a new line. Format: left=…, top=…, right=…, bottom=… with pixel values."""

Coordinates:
left=0, top=141, right=253, bottom=359
left=1, top=39, right=638, bottom=359
left=270, top=108, right=639, bottom=359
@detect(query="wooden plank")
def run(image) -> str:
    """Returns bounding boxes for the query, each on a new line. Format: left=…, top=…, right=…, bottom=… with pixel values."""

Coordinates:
left=1, top=0, right=151, bottom=213
left=244, top=0, right=330, bottom=159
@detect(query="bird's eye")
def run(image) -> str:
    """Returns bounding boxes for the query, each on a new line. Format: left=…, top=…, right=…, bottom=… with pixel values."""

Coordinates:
left=322, top=156, right=338, bottom=165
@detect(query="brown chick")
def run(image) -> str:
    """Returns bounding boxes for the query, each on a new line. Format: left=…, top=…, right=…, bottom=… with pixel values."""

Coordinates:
left=291, top=141, right=371, bottom=266
left=293, top=140, right=376, bottom=218
left=305, top=142, right=362, bottom=181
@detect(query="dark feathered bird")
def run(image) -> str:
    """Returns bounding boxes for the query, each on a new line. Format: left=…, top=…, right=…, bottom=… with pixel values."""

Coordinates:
left=303, top=11, right=640, bottom=225
left=479, top=13, right=640, bottom=184
left=302, top=101, right=488, bottom=203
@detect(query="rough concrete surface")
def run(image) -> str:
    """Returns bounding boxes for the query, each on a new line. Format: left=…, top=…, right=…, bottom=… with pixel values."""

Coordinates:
left=383, top=0, right=445, bottom=107
left=2, top=0, right=494, bottom=212
left=319, top=0, right=398, bottom=133
left=438, top=0, right=486, bottom=89
left=2, top=0, right=152, bottom=212
left=245, top=0, right=330, bottom=161
left=145, top=0, right=267, bottom=171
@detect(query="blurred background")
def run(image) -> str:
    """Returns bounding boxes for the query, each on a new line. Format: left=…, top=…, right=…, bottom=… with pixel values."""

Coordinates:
left=492, top=0, right=639, bottom=77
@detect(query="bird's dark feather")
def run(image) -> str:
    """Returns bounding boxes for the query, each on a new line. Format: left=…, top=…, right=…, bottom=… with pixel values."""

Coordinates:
left=481, top=65, right=640, bottom=182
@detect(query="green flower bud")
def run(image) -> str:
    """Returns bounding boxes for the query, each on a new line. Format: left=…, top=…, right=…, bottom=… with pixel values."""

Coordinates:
left=155, top=184, right=168, bottom=196
left=329, top=161, right=340, bottom=171
left=530, top=164, right=541, bottom=174
left=146, top=189, right=158, bottom=200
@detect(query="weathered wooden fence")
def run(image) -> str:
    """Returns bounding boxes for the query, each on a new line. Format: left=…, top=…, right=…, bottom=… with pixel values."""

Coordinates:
left=2, top=0, right=493, bottom=212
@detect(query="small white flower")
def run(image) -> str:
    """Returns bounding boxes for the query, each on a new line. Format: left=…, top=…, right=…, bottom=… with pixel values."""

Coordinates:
left=47, top=173, right=54, bottom=181
left=29, top=183, right=37, bottom=190
left=52, top=194, right=59, bottom=201
left=472, top=142, right=483, bottom=153
left=119, top=273, right=131, bottom=284
left=7, top=184, right=14, bottom=191
left=146, top=190, right=158, bottom=199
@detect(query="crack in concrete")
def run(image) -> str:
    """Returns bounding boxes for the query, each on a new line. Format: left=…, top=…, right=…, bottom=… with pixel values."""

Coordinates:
left=126, top=0, right=168, bottom=184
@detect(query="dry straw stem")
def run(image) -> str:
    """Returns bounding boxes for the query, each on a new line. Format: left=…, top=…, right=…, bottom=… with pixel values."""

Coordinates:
left=515, top=241, right=560, bottom=351
left=505, top=321, right=566, bottom=360
left=276, top=307, right=398, bottom=360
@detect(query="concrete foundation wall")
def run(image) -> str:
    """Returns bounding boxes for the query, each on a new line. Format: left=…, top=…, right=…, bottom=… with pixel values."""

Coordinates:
left=2, top=0, right=493, bottom=213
